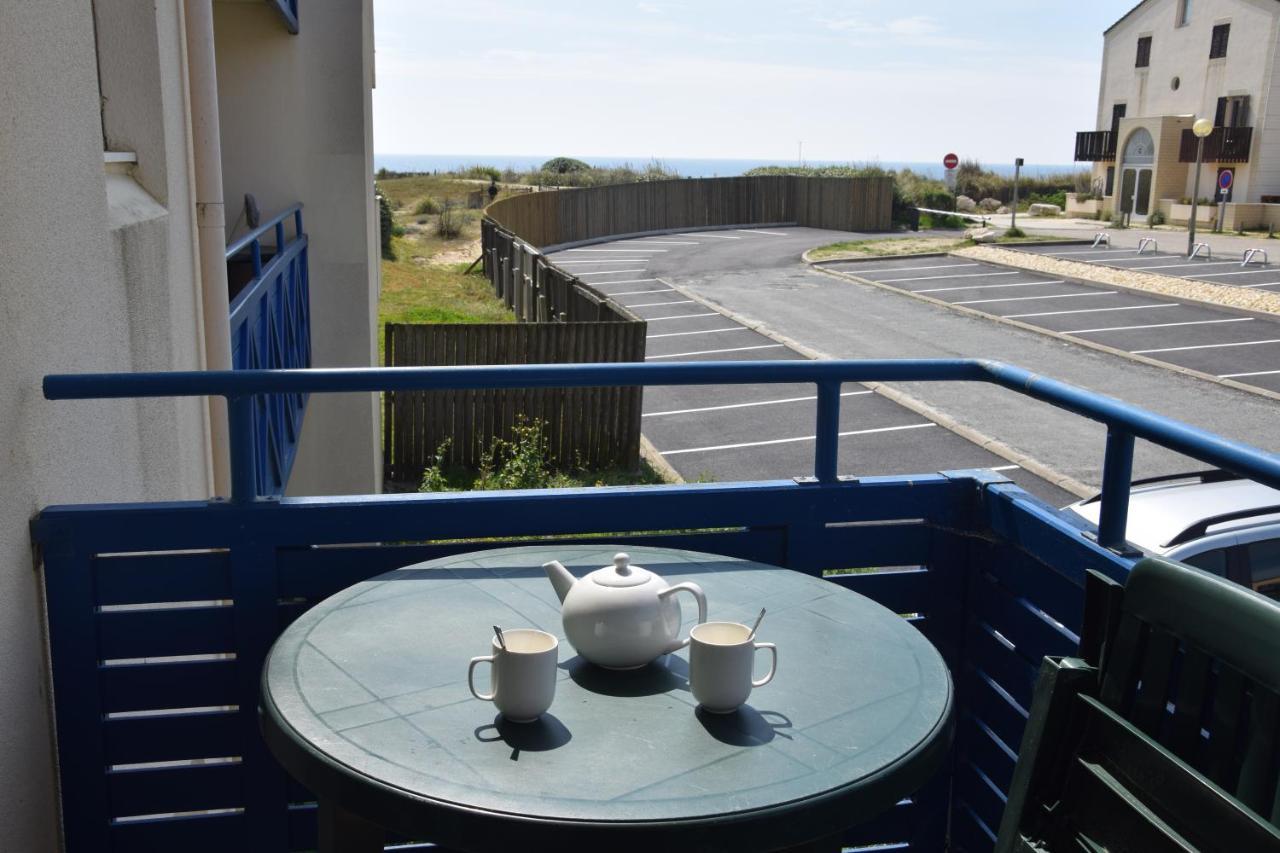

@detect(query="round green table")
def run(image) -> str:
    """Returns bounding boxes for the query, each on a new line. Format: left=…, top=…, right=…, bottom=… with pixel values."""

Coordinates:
left=260, top=545, right=954, bottom=852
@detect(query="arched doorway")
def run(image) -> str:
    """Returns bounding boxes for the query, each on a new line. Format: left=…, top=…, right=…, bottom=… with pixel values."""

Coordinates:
left=1119, top=128, right=1155, bottom=223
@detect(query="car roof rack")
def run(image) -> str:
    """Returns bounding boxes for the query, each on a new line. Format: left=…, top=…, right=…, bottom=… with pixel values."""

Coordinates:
left=1077, top=469, right=1240, bottom=506
left=1164, top=504, right=1280, bottom=548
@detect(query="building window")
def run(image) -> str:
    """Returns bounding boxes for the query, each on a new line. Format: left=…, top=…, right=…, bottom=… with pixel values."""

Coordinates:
left=1110, top=103, right=1126, bottom=137
left=1136, top=36, right=1152, bottom=68
left=1105, top=166, right=1115, bottom=196
left=1176, top=0, right=1192, bottom=27
left=1210, top=23, right=1230, bottom=59
left=1215, top=95, right=1250, bottom=127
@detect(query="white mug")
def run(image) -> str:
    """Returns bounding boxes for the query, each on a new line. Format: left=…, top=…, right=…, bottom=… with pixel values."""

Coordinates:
left=468, top=629, right=559, bottom=723
left=688, top=621, right=778, bottom=714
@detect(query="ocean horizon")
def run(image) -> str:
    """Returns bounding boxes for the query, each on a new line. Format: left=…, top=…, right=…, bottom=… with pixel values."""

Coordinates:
left=375, top=153, right=1080, bottom=180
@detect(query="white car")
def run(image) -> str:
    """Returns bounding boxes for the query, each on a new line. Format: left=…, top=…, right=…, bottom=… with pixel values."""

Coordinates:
left=1064, top=471, right=1280, bottom=599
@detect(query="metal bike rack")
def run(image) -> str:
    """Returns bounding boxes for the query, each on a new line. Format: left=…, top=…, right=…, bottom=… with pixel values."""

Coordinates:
left=1242, top=248, right=1269, bottom=267
left=1136, top=238, right=1158, bottom=254
left=1189, top=242, right=1212, bottom=260
left=1092, top=232, right=1110, bottom=248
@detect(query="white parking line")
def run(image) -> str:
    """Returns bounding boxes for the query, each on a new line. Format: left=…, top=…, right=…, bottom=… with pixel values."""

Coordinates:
left=1048, top=249, right=1140, bottom=257
left=915, top=280, right=1063, bottom=294
left=1003, top=303, right=1179, bottom=320
left=844, top=262, right=980, bottom=274
left=955, top=291, right=1116, bottom=307
left=646, top=344, right=785, bottom=360
left=1064, top=318, right=1254, bottom=334
left=626, top=299, right=695, bottom=308
left=589, top=279, right=659, bottom=285
left=990, top=464, right=1021, bottom=472
left=1241, top=281, right=1280, bottom=289
left=1116, top=259, right=1244, bottom=272
left=609, top=287, right=675, bottom=295
left=736, top=229, right=789, bottom=236
left=1188, top=268, right=1277, bottom=279
left=1131, top=338, right=1280, bottom=355
left=647, top=327, right=752, bottom=339
left=1220, top=369, right=1280, bottom=378
left=555, top=259, right=650, bottom=264
left=877, top=270, right=1021, bottom=284
left=1086, top=256, right=1197, bottom=265
left=563, top=248, right=668, bottom=253
left=628, top=240, right=700, bottom=245
left=576, top=269, right=647, bottom=275
left=644, top=390, right=872, bottom=418
left=676, top=233, right=742, bottom=239
left=645, top=312, right=720, bottom=322
left=659, top=422, right=936, bottom=456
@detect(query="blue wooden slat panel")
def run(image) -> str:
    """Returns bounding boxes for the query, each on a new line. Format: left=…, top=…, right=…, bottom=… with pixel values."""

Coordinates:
left=955, top=760, right=1007, bottom=848
left=968, top=540, right=1084, bottom=634
left=951, top=800, right=998, bottom=853
left=965, top=620, right=1038, bottom=711
left=968, top=570, right=1078, bottom=666
left=108, top=762, right=243, bottom=817
left=105, top=710, right=239, bottom=765
left=94, top=552, right=231, bottom=606
left=110, top=811, right=245, bottom=853
left=101, top=659, right=236, bottom=713
left=827, top=567, right=931, bottom=615
left=958, top=715, right=1018, bottom=794
left=98, top=605, right=234, bottom=660
left=961, top=667, right=1028, bottom=762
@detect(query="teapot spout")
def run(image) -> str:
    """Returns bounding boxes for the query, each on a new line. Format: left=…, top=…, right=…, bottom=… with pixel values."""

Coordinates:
left=542, top=560, right=576, bottom=603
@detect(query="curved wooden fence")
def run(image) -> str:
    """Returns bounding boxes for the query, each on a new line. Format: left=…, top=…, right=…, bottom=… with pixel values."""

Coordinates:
left=485, top=175, right=894, bottom=248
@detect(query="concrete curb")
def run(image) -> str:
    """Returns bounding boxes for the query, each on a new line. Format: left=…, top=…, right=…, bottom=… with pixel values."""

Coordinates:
left=813, top=259, right=1280, bottom=407
left=639, top=434, right=685, bottom=484
left=652, top=278, right=1094, bottom=498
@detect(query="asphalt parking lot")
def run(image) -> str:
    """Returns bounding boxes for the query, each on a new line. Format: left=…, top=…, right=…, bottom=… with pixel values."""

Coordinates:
left=550, top=230, right=1073, bottom=505
left=823, top=254, right=1280, bottom=394
left=1012, top=241, right=1279, bottom=291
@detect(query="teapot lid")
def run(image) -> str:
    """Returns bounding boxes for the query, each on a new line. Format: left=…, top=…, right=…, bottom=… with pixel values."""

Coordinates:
left=589, top=553, right=654, bottom=588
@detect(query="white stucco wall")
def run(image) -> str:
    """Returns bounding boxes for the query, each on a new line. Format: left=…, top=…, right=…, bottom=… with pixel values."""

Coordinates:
left=213, top=0, right=381, bottom=496
left=1099, top=0, right=1280, bottom=201
left=0, top=2, right=211, bottom=849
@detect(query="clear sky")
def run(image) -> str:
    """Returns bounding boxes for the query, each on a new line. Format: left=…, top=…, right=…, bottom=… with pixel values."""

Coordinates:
left=372, top=1, right=1132, bottom=165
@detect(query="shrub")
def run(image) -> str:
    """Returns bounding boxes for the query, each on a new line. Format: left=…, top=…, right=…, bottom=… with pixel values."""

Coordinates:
left=921, top=212, right=964, bottom=230
left=1149, top=211, right=1166, bottom=226
left=391, top=223, right=406, bottom=238
left=541, top=157, right=592, bottom=175
left=376, top=189, right=395, bottom=260
left=436, top=201, right=467, bottom=238
left=414, top=197, right=441, bottom=216
left=1005, top=226, right=1027, bottom=238
left=463, top=165, right=501, bottom=181
left=419, top=419, right=574, bottom=493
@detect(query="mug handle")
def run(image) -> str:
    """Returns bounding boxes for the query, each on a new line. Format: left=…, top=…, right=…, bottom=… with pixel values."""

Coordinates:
left=752, top=642, right=777, bottom=688
left=468, top=655, right=496, bottom=701
left=659, top=582, right=709, bottom=652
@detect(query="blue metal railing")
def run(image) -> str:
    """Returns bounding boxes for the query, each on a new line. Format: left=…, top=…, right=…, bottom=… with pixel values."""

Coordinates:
left=225, top=204, right=310, bottom=497
left=34, top=358, right=1280, bottom=852
left=43, top=359, right=1280, bottom=547
left=268, top=0, right=299, bottom=34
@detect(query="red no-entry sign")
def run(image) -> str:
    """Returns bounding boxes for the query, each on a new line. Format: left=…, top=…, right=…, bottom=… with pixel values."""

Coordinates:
left=943, top=153, right=959, bottom=170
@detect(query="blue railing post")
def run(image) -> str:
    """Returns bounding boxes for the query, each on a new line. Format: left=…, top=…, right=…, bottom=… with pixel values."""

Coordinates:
left=228, top=394, right=258, bottom=502
left=814, top=380, right=842, bottom=484
left=1097, top=427, right=1135, bottom=550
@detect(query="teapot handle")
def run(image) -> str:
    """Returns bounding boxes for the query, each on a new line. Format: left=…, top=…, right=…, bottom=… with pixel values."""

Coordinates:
left=659, top=582, right=708, bottom=653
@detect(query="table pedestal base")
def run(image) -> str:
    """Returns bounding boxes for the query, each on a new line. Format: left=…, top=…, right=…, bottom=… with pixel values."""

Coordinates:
left=319, top=798, right=385, bottom=853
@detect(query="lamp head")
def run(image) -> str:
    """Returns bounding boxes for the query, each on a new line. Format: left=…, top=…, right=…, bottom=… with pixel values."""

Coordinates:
left=1193, top=118, right=1214, bottom=138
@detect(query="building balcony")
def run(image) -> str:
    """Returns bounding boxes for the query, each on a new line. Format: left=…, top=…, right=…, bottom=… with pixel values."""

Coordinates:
left=32, top=360, right=1280, bottom=851
left=1179, top=126, right=1254, bottom=163
left=1074, top=130, right=1116, bottom=162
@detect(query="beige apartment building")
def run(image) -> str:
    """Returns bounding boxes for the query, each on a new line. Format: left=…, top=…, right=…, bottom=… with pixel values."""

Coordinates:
left=1075, top=0, right=1280, bottom=228
left=0, top=2, right=379, bottom=848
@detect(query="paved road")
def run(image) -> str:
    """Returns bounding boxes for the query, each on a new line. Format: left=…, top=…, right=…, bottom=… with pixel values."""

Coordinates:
left=550, top=227, right=1280, bottom=498
left=549, top=228, right=1073, bottom=505
left=824, top=254, right=1280, bottom=394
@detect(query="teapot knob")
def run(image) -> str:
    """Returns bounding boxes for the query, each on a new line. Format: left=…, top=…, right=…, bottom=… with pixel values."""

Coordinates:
left=613, top=553, right=631, bottom=575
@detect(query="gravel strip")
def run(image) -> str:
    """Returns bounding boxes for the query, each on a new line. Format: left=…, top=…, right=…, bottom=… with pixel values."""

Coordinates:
left=956, top=245, right=1280, bottom=317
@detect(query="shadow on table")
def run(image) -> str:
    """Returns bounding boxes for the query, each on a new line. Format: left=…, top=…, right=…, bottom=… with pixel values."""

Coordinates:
left=562, top=654, right=690, bottom=697
left=474, top=713, right=572, bottom=760
left=696, top=707, right=793, bottom=746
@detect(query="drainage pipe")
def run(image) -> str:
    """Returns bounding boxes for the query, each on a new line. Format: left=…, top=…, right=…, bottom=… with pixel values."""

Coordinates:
left=182, top=0, right=231, bottom=496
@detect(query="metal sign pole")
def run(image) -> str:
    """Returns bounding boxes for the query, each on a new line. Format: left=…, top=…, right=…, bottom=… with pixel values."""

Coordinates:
left=1011, top=158, right=1023, bottom=232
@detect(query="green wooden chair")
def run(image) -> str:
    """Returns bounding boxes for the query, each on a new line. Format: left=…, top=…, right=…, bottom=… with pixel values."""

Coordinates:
left=996, top=557, right=1280, bottom=852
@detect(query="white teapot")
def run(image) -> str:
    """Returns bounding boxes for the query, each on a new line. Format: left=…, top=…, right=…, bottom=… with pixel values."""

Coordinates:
left=542, top=553, right=708, bottom=670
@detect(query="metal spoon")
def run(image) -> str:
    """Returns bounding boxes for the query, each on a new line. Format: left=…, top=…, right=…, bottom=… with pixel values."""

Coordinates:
left=747, top=608, right=766, bottom=640
left=493, top=625, right=507, bottom=651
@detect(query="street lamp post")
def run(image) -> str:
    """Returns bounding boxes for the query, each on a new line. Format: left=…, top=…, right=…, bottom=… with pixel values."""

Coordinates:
left=1187, top=117, right=1214, bottom=256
